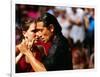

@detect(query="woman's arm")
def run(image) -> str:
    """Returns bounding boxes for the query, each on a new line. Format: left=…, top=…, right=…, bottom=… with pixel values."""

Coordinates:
left=16, top=53, right=23, bottom=64
left=16, top=44, right=23, bottom=64
left=24, top=50, right=46, bottom=72
left=18, top=40, right=47, bottom=72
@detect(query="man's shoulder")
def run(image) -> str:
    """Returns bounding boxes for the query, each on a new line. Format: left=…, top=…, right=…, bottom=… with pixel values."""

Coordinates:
left=52, top=35, right=69, bottom=49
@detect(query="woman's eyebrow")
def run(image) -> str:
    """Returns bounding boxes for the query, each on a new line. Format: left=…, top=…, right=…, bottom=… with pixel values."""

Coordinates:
left=31, top=29, right=41, bottom=33
left=31, top=29, right=38, bottom=32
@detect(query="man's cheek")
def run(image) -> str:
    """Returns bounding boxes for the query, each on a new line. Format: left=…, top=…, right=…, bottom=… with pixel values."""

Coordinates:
left=44, top=33, right=48, bottom=36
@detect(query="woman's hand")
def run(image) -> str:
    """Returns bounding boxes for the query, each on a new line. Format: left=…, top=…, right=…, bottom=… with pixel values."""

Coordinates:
left=18, top=39, right=32, bottom=55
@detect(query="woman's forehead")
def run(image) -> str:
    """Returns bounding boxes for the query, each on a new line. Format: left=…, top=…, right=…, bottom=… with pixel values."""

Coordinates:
left=29, top=22, right=35, bottom=29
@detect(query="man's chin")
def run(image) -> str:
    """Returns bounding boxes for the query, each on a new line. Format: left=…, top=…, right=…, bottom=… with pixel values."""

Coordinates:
left=41, top=39, right=48, bottom=43
left=43, top=40, right=46, bottom=43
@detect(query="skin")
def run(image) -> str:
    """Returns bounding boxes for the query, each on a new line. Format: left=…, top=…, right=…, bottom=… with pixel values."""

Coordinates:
left=36, top=21, right=54, bottom=43
left=18, top=41, right=46, bottom=72
left=23, top=22, right=36, bottom=44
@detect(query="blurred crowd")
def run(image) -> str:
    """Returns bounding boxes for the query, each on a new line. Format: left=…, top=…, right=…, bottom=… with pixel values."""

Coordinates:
left=16, top=4, right=94, bottom=69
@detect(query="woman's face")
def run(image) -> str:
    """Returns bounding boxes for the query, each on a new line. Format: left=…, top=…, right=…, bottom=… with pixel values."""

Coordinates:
left=23, top=22, right=36, bottom=42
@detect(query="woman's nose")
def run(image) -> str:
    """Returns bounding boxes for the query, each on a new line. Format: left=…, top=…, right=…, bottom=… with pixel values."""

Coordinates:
left=36, top=32, right=42, bottom=39
left=36, top=31, right=42, bottom=36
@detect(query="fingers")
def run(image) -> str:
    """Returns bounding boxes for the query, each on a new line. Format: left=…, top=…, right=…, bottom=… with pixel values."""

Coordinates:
left=28, top=39, right=34, bottom=49
left=20, top=38, right=33, bottom=51
left=18, top=37, right=38, bottom=54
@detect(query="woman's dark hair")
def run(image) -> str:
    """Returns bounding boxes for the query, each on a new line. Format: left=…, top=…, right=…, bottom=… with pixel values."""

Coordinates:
left=36, top=13, right=62, bottom=35
left=21, top=17, right=35, bottom=31
left=19, top=17, right=35, bottom=40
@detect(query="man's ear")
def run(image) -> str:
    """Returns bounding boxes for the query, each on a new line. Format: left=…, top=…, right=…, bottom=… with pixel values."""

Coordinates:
left=49, top=24, right=54, bottom=32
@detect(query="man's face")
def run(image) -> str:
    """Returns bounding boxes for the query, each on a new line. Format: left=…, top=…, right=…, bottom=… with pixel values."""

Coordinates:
left=36, top=21, right=53, bottom=43
left=23, top=22, right=36, bottom=42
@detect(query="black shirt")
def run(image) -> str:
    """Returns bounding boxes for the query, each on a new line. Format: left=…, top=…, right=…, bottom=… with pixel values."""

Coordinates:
left=42, top=34, right=73, bottom=71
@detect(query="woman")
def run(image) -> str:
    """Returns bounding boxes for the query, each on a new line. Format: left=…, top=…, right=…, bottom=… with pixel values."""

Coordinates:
left=16, top=17, right=46, bottom=73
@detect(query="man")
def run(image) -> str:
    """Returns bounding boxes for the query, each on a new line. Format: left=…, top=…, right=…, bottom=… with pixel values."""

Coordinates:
left=35, top=13, right=72, bottom=71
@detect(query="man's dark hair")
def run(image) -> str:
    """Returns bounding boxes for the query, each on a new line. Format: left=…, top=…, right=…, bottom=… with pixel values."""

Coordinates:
left=36, top=13, right=62, bottom=35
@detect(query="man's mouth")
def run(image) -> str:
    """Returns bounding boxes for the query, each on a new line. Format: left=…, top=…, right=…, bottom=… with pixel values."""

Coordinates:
left=40, top=38, right=45, bottom=42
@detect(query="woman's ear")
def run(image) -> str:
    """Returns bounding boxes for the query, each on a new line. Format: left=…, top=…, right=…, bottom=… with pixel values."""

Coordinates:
left=49, top=24, right=54, bottom=32
left=22, top=31, right=26, bottom=37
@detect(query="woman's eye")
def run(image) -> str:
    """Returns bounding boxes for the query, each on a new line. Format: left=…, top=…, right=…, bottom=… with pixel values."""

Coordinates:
left=31, top=30, right=37, bottom=33
left=40, top=29, right=43, bottom=32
